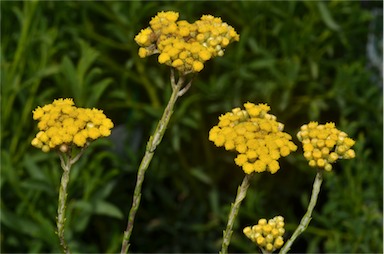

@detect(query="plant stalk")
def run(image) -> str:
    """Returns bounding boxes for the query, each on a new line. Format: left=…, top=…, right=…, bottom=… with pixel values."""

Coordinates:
left=279, top=170, right=323, bottom=254
left=57, top=153, right=72, bottom=254
left=121, top=70, right=191, bottom=254
left=56, top=146, right=86, bottom=254
left=220, top=173, right=254, bottom=254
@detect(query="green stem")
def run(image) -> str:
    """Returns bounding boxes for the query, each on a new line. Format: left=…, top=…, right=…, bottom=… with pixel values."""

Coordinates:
left=56, top=146, right=86, bottom=254
left=57, top=154, right=72, bottom=254
left=279, top=170, right=323, bottom=254
left=220, top=173, right=254, bottom=254
left=120, top=70, right=192, bottom=254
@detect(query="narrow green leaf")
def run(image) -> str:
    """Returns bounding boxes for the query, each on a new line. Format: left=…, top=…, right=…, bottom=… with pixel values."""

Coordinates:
left=1, top=204, right=40, bottom=237
left=23, top=154, right=48, bottom=181
left=248, top=58, right=276, bottom=70
left=77, top=39, right=99, bottom=85
left=190, top=168, right=212, bottom=185
left=87, top=77, right=113, bottom=107
left=317, top=2, right=340, bottom=31
left=94, top=200, right=123, bottom=219
left=60, top=56, right=78, bottom=98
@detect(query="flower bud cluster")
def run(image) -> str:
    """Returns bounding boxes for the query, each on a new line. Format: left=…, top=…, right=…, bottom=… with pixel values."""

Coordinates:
left=135, top=11, right=239, bottom=73
left=297, top=122, right=355, bottom=171
left=243, top=216, right=285, bottom=252
left=31, top=98, right=114, bottom=153
left=209, top=102, right=297, bottom=174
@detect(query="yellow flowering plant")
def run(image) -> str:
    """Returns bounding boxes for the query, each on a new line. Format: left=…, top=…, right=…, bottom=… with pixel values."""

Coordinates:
left=31, top=98, right=114, bottom=254
left=209, top=104, right=356, bottom=254
left=243, top=216, right=285, bottom=254
left=279, top=122, right=356, bottom=254
left=27, top=11, right=357, bottom=254
left=121, top=11, right=239, bottom=253
left=209, top=102, right=297, bottom=174
left=209, top=102, right=296, bottom=253
left=135, top=11, right=239, bottom=74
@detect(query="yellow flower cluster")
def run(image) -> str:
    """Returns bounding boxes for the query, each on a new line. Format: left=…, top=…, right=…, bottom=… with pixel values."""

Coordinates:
left=243, top=216, right=285, bottom=252
left=31, top=98, right=114, bottom=153
left=135, top=11, right=239, bottom=73
left=297, top=122, right=355, bottom=171
left=209, top=103, right=297, bottom=174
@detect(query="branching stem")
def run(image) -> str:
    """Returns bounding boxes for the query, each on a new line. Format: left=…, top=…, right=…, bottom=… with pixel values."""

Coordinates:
left=220, top=173, right=254, bottom=254
left=279, top=170, right=323, bottom=254
left=56, top=146, right=87, bottom=254
left=120, top=69, right=192, bottom=254
left=57, top=153, right=72, bottom=254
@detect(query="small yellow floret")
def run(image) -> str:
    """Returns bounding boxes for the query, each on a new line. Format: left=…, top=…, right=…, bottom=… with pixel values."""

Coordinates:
left=268, top=160, right=280, bottom=174
left=31, top=138, right=42, bottom=148
left=266, top=243, right=274, bottom=251
left=88, top=128, right=101, bottom=140
left=224, top=140, right=235, bottom=150
left=274, top=237, right=284, bottom=248
left=172, top=59, right=184, bottom=68
left=344, top=149, right=356, bottom=159
left=343, top=137, right=355, bottom=147
left=198, top=50, right=211, bottom=61
left=73, top=133, right=87, bottom=147
left=33, top=107, right=45, bottom=120
left=243, top=226, right=252, bottom=235
left=158, top=53, right=170, bottom=63
left=243, top=163, right=254, bottom=174
left=256, top=236, right=265, bottom=245
left=138, top=47, right=148, bottom=58
left=42, top=145, right=50, bottom=153
left=192, top=61, right=204, bottom=72
left=102, top=119, right=114, bottom=129
left=235, top=154, right=248, bottom=166
left=280, top=146, right=291, bottom=157
left=99, top=126, right=111, bottom=137
left=254, top=160, right=266, bottom=173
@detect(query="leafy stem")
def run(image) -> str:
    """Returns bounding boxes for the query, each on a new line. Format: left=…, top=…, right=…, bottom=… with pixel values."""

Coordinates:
left=57, top=146, right=87, bottom=254
left=220, top=173, right=254, bottom=254
left=120, top=69, right=193, bottom=254
left=279, top=169, right=323, bottom=254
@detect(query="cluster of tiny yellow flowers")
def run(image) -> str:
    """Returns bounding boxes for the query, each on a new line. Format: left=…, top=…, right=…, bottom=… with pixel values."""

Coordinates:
left=243, top=216, right=285, bottom=252
left=209, top=103, right=297, bottom=174
left=31, top=98, right=114, bottom=153
left=297, top=122, right=355, bottom=171
left=135, top=11, right=239, bottom=73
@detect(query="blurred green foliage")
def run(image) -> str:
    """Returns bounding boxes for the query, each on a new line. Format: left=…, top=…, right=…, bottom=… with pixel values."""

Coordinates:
left=1, top=1, right=382, bottom=253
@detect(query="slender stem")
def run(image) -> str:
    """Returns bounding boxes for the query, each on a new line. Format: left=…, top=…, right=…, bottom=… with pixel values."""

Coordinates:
left=121, top=70, right=191, bottom=254
left=279, top=170, right=323, bottom=254
left=57, top=153, right=72, bottom=254
left=70, top=145, right=88, bottom=165
left=220, top=173, right=254, bottom=254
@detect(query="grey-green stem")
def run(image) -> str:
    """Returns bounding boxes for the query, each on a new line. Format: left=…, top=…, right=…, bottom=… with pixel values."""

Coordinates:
left=279, top=170, right=323, bottom=254
left=220, top=173, right=254, bottom=254
left=120, top=70, right=192, bottom=254
left=57, top=147, right=86, bottom=254
left=57, top=154, right=70, bottom=254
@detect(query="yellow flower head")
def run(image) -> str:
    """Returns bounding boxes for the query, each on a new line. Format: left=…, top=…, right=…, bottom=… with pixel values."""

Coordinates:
left=297, top=122, right=355, bottom=171
left=134, top=11, right=239, bottom=74
left=209, top=102, right=297, bottom=174
left=31, top=98, right=114, bottom=152
left=243, top=216, right=285, bottom=252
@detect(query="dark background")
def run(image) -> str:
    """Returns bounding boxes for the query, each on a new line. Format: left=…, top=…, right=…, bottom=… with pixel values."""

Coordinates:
left=1, top=1, right=382, bottom=253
